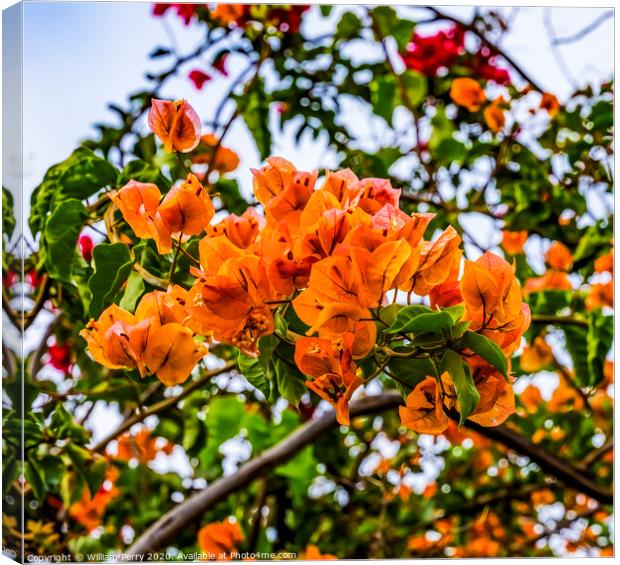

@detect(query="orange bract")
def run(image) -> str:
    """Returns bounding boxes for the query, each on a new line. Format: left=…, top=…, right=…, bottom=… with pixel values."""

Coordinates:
left=116, top=428, right=173, bottom=463
left=460, top=252, right=530, bottom=355
left=197, top=518, right=244, bottom=560
left=501, top=230, right=528, bottom=255
left=111, top=173, right=215, bottom=253
left=450, top=78, right=486, bottom=111
left=484, top=99, right=506, bottom=133
left=192, top=133, right=240, bottom=174
left=295, top=334, right=363, bottom=425
left=540, top=92, right=560, bottom=117
left=303, top=545, right=337, bottom=560
left=80, top=292, right=207, bottom=386
left=148, top=98, right=201, bottom=153
left=545, top=241, right=573, bottom=271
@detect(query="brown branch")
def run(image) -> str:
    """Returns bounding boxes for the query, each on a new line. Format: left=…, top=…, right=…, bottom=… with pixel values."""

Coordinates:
left=579, top=439, right=613, bottom=472
left=460, top=416, right=613, bottom=505
left=127, top=390, right=612, bottom=556
left=125, top=393, right=403, bottom=557
left=531, top=314, right=589, bottom=328
left=91, top=361, right=236, bottom=454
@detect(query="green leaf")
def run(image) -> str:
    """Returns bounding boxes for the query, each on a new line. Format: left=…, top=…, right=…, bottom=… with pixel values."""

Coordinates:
left=236, top=77, right=272, bottom=161
left=274, top=357, right=306, bottom=407
left=387, top=308, right=453, bottom=336
left=50, top=404, right=90, bottom=443
left=392, top=20, right=416, bottom=52
left=214, top=178, right=248, bottom=215
left=88, top=243, right=134, bottom=317
left=586, top=311, right=613, bottom=387
left=386, top=304, right=433, bottom=334
left=238, top=352, right=272, bottom=398
left=2, top=187, right=15, bottom=239
left=63, top=444, right=106, bottom=497
left=55, top=150, right=118, bottom=200
left=370, top=76, right=397, bottom=124
left=118, top=271, right=145, bottom=312
left=387, top=355, right=437, bottom=393
left=400, top=70, right=428, bottom=108
left=24, top=459, right=46, bottom=502
left=563, top=324, right=590, bottom=388
left=119, top=159, right=171, bottom=191
left=429, top=105, right=456, bottom=154
left=441, top=350, right=480, bottom=425
left=276, top=445, right=318, bottom=507
left=336, top=12, right=362, bottom=39
left=460, top=331, right=508, bottom=379
left=43, top=199, right=89, bottom=282
left=199, top=396, right=247, bottom=470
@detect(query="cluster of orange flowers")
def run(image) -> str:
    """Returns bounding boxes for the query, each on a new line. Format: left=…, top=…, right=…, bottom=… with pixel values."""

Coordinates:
left=80, top=292, right=207, bottom=386
left=400, top=252, right=530, bottom=434
left=83, top=97, right=532, bottom=431
left=450, top=77, right=560, bottom=133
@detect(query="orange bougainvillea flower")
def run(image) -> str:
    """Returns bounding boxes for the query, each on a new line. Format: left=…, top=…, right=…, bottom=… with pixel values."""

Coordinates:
left=450, top=78, right=486, bottom=111
left=251, top=156, right=317, bottom=229
left=467, top=367, right=515, bottom=427
left=540, top=92, right=560, bottom=117
left=69, top=467, right=119, bottom=532
left=108, top=180, right=161, bottom=239
left=111, top=174, right=215, bottom=253
left=152, top=173, right=215, bottom=253
left=520, top=336, right=553, bottom=373
left=198, top=518, right=244, bottom=560
left=80, top=291, right=207, bottom=386
left=192, top=134, right=240, bottom=174
left=501, top=230, right=528, bottom=255
left=399, top=375, right=450, bottom=435
left=294, top=334, right=363, bottom=425
left=586, top=280, right=613, bottom=311
left=484, top=98, right=506, bottom=133
left=303, top=545, right=337, bottom=560
left=116, top=428, right=174, bottom=464
left=545, top=241, right=573, bottom=271
left=460, top=252, right=530, bottom=355
left=403, top=226, right=462, bottom=296
left=523, top=270, right=573, bottom=295
left=210, top=3, right=248, bottom=25
left=148, top=98, right=201, bottom=153
left=594, top=250, right=613, bottom=273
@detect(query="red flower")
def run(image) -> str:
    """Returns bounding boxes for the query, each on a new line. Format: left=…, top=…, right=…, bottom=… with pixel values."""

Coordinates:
left=400, top=25, right=465, bottom=76
left=176, top=3, right=197, bottom=25
left=189, top=69, right=211, bottom=90
left=78, top=234, right=94, bottom=263
left=152, top=3, right=196, bottom=25
left=152, top=3, right=172, bottom=16
left=48, top=341, right=72, bottom=375
left=25, top=270, right=45, bottom=288
left=2, top=271, right=18, bottom=289
left=213, top=54, right=229, bottom=76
